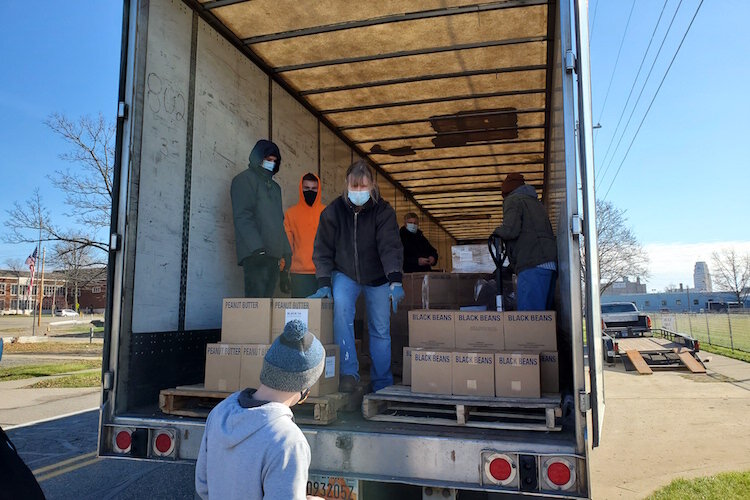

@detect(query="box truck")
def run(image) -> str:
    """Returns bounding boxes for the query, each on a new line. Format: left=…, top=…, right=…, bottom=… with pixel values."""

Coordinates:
left=99, top=0, right=605, bottom=497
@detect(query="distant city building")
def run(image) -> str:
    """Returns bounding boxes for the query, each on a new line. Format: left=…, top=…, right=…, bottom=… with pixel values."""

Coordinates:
left=693, top=261, right=712, bottom=292
left=601, top=277, right=647, bottom=296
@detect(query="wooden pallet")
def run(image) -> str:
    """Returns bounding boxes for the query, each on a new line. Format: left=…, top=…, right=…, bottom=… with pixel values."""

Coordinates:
left=158, top=384, right=349, bottom=425
left=362, top=385, right=562, bottom=431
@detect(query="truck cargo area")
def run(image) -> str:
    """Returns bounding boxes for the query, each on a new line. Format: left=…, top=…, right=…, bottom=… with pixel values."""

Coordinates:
left=101, top=0, right=603, bottom=496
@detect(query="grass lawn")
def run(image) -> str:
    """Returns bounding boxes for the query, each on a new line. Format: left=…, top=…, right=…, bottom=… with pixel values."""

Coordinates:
left=646, top=471, right=750, bottom=500
left=699, top=343, right=750, bottom=364
left=3, top=342, right=103, bottom=355
left=29, top=371, right=101, bottom=388
left=0, top=359, right=102, bottom=381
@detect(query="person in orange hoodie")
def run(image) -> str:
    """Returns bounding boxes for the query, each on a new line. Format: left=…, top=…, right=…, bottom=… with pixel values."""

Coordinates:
left=283, top=173, right=326, bottom=298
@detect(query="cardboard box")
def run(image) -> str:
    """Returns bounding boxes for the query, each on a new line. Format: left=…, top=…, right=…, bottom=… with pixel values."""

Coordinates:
left=420, top=273, right=456, bottom=308
left=411, top=349, right=452, bottom=394
left=454, top=311, right=504, bottom=350
left=456, top=273, right=485, bottom=306
left=205, top=343, right=243, bottom=392
left=540, top=351, right=559, bottom=394
left=452, top=352, right=495, bottom=396
left=310, top=345, right=339, bottom=397
left=503, top=311, right=557, bottom=351
left=408, top=310, right=456, bottom=349
left=239, top=344, right=271, bottom=390
left=271, top=298, right=333, bottom=344
left=221, top=298, right=272, bottom=344
left=402, top=347, right=413, bottom=386
left=494, top=352, right=541, bottom=398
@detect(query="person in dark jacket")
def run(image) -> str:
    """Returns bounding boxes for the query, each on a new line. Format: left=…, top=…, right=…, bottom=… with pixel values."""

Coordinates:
left=231, top=140, right=292, bottom=298
left=400, top=212, right=438, bottom=273
left=310, top=161, right=404, bottom=392
left=492, top=173, right=557, bottom=311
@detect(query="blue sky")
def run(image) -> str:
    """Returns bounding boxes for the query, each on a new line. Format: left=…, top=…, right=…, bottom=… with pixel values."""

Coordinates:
left=0, top=1, right=747, bottom=290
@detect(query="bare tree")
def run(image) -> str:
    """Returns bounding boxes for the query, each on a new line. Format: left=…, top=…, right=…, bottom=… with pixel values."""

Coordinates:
left=711, top=248, right=750, bottom=307
left=3, top=258, right=25, bottom=278
left=3, top=113, right=114, bottom=254
left=595, top=199, right=649, bottom=295
left=51, top=240, right=105, bottom=311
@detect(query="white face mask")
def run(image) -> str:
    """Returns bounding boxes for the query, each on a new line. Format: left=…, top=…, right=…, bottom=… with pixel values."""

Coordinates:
left=261, top=159, right=275, bottom=171
left=406, top=223, right=418, bottom=233
left=347, top=190, right=370, bottom=206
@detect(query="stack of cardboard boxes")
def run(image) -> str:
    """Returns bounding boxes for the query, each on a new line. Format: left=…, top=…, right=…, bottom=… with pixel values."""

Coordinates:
left=204, top=298, right=340, bottom=397
left=404, top=310, right=558, bottom=399
left=391, top=272, right=485, bottom=375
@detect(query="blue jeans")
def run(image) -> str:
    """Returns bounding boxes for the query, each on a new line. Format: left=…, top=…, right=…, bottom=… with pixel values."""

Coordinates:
left=517, top=267, right=557, bottom=311
left=332, top=271, right=393, bottom=391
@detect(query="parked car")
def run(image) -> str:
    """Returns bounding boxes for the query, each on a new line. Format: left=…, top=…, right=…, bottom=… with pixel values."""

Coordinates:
left=55, top=309, right=78, bottom=317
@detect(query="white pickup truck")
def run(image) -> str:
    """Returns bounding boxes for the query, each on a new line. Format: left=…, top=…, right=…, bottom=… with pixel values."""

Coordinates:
left=601, top=302, right=651, bottom=338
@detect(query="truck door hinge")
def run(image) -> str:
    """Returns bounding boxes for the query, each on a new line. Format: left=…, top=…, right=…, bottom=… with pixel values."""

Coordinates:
left=103, top=371, right=114, bottom=390
left=571, top=214, right=583, bottom=236
left=579, top=391, right=591, bottom=412
left=110, top=233, right=122, bottom=252
left=565, top=50, right=577, bottom=73
left=118, top=101, right=128, bottom=119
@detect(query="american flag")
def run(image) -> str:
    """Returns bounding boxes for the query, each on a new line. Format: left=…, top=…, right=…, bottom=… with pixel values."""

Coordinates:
left=25, top=247, right=37, bottom=295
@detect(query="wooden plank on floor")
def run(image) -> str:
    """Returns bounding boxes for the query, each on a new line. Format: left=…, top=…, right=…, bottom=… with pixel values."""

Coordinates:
left=625, top=350, right=653, bottom=375
left=677, top=351, right=706, bottom=373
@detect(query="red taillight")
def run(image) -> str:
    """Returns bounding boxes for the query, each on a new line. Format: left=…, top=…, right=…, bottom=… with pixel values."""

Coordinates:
left=694, top=341, right=700, bottom=352
left=152, top=430, right=176, bottom=457
left=113, top=430, right=132, bottom=453
left=547, top=462, right=571, bottom=486
left=489, top=458, right=512, bottom=481
left=484, top=453, right=517, bottom=486
left=155, top=433, right=172, bottom=453
left=542, top=457, right=576, bottom=491
left=647, top=316, right=652, bottom=329
left=614, top=342, right=619, bottom=354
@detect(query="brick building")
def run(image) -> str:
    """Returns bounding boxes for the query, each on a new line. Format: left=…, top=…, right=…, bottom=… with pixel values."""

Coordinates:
left=0, top=268, right=107, bottom=315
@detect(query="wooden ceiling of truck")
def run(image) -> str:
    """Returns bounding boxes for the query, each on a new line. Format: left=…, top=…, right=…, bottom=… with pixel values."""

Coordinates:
left=194, top=0, right=553, bottom=242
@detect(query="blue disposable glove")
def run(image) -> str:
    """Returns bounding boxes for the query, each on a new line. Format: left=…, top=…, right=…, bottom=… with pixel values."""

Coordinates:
left=308, top=286, right=332, bottom=299
left=389, top=283, right=405, bottom=313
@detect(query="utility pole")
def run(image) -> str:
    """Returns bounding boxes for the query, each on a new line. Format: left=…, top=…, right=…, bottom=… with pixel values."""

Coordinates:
left=37, top=247, right=45, bottom=327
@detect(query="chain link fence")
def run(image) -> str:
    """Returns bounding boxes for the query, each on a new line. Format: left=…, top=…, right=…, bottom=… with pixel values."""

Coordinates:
left=650, top=311, right=750, bottom=352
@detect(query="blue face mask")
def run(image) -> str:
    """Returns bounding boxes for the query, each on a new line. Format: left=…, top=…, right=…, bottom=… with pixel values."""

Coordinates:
left=348, top=190, right=370, bottom=206
left=261, top=159, right=275, bottom=171
left=406, top=223, right=418, bottom=234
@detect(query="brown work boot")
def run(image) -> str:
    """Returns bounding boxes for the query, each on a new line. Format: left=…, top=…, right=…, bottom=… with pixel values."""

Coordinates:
left=339, top=375, right=358, bottom=393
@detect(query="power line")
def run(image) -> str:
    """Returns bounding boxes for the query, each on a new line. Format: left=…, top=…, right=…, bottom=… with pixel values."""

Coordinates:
left=590, top=0, right=600, bottom=42
left=603, top=0, right=705, bottom=200
left=595, top=0, right=637, bottom=126
left=598, top=0, right=685, bottom=186
left=596, top=0, right=670, bottom=184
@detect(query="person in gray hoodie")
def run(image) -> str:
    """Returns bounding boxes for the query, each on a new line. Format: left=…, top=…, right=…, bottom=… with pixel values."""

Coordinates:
left=493, top=173, right=557, bottom=311
left=195, top=320, right=325, bottom=500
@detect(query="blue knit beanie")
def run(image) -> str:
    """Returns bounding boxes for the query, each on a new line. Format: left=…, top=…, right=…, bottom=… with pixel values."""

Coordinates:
left=260, top=320, right=324, bottom=392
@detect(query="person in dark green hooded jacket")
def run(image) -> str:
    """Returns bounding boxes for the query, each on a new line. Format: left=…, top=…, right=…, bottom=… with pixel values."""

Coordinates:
left=231, top=139, right=292, bottom=297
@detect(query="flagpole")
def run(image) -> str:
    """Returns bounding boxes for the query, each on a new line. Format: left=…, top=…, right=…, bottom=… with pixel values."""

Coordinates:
left=38, top=247, right=45, bottom=328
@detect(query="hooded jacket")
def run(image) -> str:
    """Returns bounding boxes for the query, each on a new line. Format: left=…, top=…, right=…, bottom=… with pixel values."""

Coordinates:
left=283, top=174, right=325, bottom=274
left=313, top=194, right=403, bottom=287
left=195, top=389, right=310, bottom=500
left=231, top=140, right=292, bottom=265
left=495, top=184, right=557, bottom=274
left=400, top=226, right=439, bottom=273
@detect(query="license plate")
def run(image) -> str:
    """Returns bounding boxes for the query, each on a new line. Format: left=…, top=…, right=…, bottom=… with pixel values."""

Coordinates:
left=307, top=474, right=359, bottom=500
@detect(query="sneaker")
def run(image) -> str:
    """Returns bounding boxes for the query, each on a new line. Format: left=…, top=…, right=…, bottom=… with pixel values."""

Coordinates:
left=339, top=375, right=358, bottom=393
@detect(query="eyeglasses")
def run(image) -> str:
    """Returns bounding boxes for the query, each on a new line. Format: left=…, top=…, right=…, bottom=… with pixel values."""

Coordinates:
left=298, top=388, right=310, bottom=405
